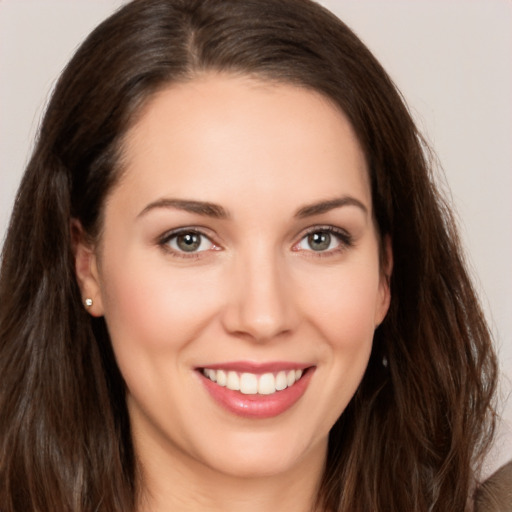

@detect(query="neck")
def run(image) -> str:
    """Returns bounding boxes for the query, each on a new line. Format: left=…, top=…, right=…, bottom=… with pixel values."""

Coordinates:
left=135, top=435, right=327, bottom=512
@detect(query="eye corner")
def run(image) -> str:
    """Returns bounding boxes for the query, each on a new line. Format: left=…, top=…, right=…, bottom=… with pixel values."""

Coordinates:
left=157, top=227, right=222, bottom=258
left=292, top=225, right=354, bottom=256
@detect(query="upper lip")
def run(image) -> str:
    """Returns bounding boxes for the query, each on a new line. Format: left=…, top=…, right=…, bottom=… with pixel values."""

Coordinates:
left=197, top=361, right=313, bottom=373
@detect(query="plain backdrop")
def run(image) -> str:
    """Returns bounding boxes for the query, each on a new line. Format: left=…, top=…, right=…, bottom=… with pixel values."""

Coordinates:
left=1, top=0, right=511, bottom=476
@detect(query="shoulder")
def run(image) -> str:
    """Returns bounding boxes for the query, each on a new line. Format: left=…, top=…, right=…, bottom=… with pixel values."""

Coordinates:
left=474, top=460, right=512, bottom=512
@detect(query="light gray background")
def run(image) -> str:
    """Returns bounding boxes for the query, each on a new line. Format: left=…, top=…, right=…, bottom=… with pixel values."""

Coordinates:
left=1, top=0, right=511, bottom=476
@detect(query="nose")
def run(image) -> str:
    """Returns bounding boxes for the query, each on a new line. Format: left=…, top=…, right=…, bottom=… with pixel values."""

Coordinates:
left=221, top=248, right=299, bottom=342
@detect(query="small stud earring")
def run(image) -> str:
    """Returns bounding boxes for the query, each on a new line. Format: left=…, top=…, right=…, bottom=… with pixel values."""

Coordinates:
left=84, top=298, right=93, bottom=308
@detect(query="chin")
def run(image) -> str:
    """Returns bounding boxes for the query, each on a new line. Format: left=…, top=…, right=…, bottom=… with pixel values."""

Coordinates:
left=195, top=428, right=328, bottom=480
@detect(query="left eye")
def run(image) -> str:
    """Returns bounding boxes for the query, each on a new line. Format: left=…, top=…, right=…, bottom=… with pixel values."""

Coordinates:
left=296, top=229, right=346, bottom=252
left=164, top=231, right=214, bottom=253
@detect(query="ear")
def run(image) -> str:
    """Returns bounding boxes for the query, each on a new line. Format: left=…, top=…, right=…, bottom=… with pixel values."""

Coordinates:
left=71, top=220, right=104, bottom=317
left=375, top=235, right=393, bottom=327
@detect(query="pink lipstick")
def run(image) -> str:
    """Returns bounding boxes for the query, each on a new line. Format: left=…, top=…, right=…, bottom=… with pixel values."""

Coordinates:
left=197, top=362, right=314, bottom=419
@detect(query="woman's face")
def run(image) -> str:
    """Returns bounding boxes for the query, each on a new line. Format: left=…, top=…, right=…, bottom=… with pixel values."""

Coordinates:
left=77, top=74, right=390, bottom=482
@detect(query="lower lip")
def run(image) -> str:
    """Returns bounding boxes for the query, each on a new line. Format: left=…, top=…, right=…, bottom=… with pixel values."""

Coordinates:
left=199, top=368, right=314, bottom=419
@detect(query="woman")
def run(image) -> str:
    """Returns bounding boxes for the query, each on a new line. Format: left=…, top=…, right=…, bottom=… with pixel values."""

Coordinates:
left=0, top=0, right=498, bottom=510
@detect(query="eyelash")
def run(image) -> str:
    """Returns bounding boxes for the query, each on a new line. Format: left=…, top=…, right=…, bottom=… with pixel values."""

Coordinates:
left=158, top=225, right=353, bottom=259
left=293, top=225, right=354, bottom=257
left=158, top=227, right=219, bottom=259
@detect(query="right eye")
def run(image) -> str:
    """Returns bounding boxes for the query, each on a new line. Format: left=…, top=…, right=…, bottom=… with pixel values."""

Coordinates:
left=160, top=229, right=217, bottom=255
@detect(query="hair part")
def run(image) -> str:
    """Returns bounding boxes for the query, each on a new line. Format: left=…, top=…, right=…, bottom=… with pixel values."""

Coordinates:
left=0, top=1, right=497, bottom=510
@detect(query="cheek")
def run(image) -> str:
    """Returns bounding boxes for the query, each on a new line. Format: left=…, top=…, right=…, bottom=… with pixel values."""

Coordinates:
left=299, top=262, right=382, bottom=349
left=291, top=263, right=380, bottom=438
left=98, top=253, right=222, bottom=356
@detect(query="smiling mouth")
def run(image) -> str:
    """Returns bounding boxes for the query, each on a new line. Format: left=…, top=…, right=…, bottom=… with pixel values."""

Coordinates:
left=201, top=368, right=305, bottom=396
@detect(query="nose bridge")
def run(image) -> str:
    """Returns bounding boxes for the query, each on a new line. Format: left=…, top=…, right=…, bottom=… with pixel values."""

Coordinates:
left=222, top=241, right=296, bottom=341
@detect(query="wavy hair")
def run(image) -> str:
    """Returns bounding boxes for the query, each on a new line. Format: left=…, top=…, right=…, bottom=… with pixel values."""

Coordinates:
left=0, top=0, right=497, bottom=510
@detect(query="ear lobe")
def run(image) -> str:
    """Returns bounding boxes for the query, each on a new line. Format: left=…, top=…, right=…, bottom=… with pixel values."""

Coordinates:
left=71, top=220, right=104, bottom=317
left=375, top=235, right=393, bottom=327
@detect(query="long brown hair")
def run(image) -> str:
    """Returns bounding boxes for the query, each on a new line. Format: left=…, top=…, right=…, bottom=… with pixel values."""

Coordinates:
left=0, top=0, right=497, bottom=510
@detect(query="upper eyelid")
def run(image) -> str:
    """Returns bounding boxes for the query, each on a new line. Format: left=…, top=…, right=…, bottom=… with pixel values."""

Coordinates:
left=158, top=226, right=216, bottom=242
left=297, top=224, right=352, bottom=240
left=293, top=225, right=354, bottom=251
left=157, top=227, right=220, bottom=258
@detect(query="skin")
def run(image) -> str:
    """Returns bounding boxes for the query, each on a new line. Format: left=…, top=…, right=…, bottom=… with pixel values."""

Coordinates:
left=75, top=74, right=391, bottom=512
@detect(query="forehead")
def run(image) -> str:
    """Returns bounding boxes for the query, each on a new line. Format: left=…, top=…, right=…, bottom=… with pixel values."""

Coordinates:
left=115, top=74, right=371, bottom=216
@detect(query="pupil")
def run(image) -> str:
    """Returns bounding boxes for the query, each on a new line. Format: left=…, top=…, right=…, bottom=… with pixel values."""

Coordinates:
left=308, top=232, right=330, bottom=251
left=177, top=233, right=200, bottom=252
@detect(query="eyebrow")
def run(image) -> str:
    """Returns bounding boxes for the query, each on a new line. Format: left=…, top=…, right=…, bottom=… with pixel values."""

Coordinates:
left=138, top=198, right=229, bottom=219
left=294, top=196, right=368, bottom=218
left=137, top=195, right=368, bottom=220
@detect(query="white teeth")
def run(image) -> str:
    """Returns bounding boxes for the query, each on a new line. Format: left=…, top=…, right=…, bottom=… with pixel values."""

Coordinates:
left=275, top=371, right=288, bottom=391
left=240, top=373, right=258, bottom=394
left=202, top=367, right=305, bottom=395
left=258, top=373, right=275, bottom=395
left=226, top=371, right=240, bottom=391
left=216, top=369, right=227, bottom=387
